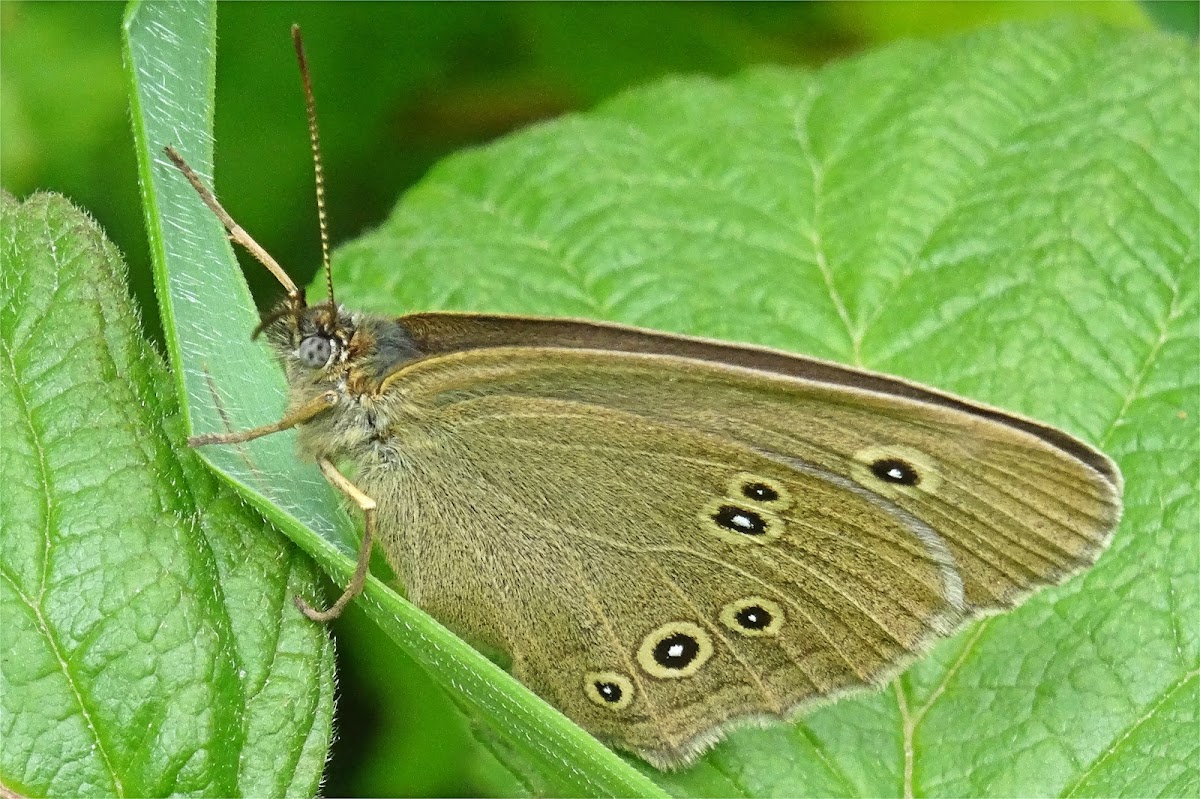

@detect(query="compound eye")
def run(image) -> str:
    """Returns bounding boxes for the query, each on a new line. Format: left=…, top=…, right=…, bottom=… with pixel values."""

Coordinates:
left=298, top=335, right=333, bottom=369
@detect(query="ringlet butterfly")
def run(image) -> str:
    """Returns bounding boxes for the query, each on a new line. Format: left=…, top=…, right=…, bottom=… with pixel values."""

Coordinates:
left=174, top=27, right=1122, bottom=769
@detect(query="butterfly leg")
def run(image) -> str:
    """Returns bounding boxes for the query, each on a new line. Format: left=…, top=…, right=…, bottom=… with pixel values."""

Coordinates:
left=188, top=390, right=338, bottom=447
left=294, top=457, right=378, bottom=622
left=165, top=146, right=300, bottom=296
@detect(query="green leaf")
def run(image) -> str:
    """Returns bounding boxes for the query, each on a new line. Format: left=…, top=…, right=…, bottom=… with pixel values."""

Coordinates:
left=122, top=2, right=663, bottom=796
left=0, top=192, right=335, bottom=798
left=336, top=19, right=1198, bottom=798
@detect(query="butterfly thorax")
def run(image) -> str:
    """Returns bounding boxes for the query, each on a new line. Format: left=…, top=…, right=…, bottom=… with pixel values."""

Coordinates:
left=262, top=301, right=425, bottom=462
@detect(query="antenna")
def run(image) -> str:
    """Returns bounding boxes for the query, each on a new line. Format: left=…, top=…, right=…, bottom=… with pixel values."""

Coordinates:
left=291, top=24, right=336, bottom=318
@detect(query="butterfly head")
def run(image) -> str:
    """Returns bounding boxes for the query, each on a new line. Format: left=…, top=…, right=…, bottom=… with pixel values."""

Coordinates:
left=259, top=297, right=423, bottom=402
left=258, top=295, right=351, bottom=370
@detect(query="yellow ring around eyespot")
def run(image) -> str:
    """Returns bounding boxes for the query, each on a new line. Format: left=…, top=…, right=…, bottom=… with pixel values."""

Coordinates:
left=698, top=498, right=783, bottom=543
left=719, top=596, right=784, bottom=637
left=727, top=472, right=792, bottom=510
left=583, top=671, right=635, bottom=711
left=636, top=621, right=713, bottom=679
left=850, top=445, right=943, bottom=497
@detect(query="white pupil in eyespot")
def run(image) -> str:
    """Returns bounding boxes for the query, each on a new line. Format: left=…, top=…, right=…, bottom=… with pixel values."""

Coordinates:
left=887, top=467, right=903, bottom=480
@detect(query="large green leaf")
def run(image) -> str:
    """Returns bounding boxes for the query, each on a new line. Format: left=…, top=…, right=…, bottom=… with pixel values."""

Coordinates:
left=0, top=192, right=335, bottom=797
left=335, top=19, right=1199, bottom=798
left=131, top=0, right=1197, bottom=794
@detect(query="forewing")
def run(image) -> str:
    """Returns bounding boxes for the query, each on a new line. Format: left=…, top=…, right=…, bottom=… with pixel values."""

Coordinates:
left=388, top=343, right=1121, bottom=610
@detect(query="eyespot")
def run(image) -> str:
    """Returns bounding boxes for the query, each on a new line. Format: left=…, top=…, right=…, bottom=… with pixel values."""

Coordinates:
left=636, top=622, right=713, bottom=679
left=584, top=671, right=634, bottom=711
left=714, top=505, right=766, bottom=534
left=871, top=458, right=919, bottom=485
left=297, top=335, right=333, bottom=369
left=851, top=445, right=942, bottom=496
left=743, top=482, right=778, bottom=501
left=728, top=473, right=791, bottom=510
left=699, top=499, right=783, bottom=543
left=719, top=597, right=784, bottom=637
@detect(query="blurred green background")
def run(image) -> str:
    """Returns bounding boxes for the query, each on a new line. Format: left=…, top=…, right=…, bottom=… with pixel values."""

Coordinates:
left=3, top=2, right=1192, bottom=796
